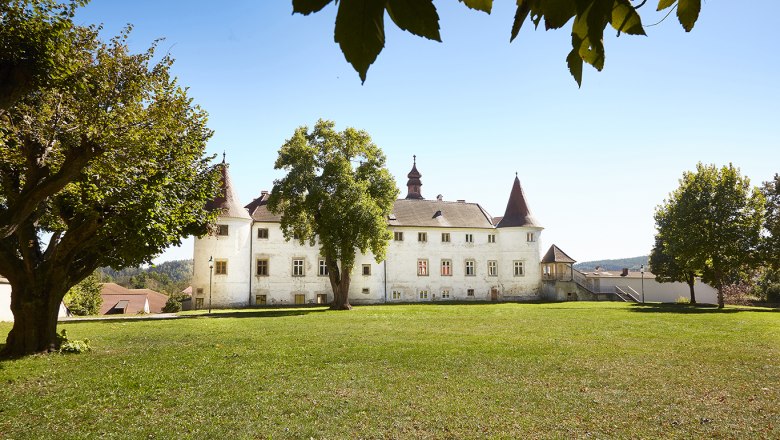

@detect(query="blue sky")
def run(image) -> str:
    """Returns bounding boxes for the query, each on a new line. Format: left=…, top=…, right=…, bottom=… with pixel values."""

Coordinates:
left=75, top=1, right=779, bottom=264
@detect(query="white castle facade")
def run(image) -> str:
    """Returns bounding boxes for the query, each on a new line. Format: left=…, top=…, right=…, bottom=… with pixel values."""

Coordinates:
left=191, top=158, right=545, bottom=308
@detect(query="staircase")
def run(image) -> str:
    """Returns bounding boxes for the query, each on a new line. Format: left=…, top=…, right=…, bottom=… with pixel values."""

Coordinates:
left=614, top=286, right=640, bottom=303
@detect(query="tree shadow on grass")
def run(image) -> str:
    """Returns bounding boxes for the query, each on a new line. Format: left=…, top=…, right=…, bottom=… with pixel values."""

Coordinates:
left=629, top=303, right=779, bottom=314
left=61, top=306, right=330, bottom=325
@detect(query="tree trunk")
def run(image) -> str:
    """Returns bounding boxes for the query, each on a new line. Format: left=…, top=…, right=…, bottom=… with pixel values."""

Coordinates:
left=2, top=282, right=65, bottom=357
left=687, top=273, right=697, bottom=304
left=328, top=260, right=352, bottom=311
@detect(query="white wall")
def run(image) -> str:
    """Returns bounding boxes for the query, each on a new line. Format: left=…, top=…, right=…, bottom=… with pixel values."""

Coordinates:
left=0, top=279, right=12, bottom=322
left=590, top=276, right=718, bottom=304
left=191, top=221, right=545, bottom=308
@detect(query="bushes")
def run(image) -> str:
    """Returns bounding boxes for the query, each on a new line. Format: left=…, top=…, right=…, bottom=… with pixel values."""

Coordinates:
left=64, top=274, right=103, bottom=316
left=753, top=269, right=780, bottom=303
left=162, top=295, right=183, bottom=313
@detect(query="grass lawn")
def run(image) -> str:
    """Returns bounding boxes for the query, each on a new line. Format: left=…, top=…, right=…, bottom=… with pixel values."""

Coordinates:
left=0, top=302, right=778, bottom=439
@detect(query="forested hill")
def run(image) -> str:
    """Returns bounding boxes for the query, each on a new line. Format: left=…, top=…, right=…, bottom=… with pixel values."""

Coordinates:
left=574, top=256, right=648, bottom=272
left=97, top=259, right=193, bottom=296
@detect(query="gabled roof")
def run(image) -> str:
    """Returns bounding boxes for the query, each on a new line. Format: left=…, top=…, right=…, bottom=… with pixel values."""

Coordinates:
left=496, top=176, right=540, bottom=228
left=98, top=283, right=168, bottom=315
left=245, top=192, right=281, bottom=222
left=205, top=161, right=251, bottom=220
left=389, top=199, right=494, bottom=228
left=541, top=245, right=576, bottom=264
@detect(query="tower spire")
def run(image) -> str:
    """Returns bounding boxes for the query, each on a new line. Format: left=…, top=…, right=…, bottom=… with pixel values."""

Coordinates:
left=405, top=155, right=423, bottom=200
left=496, top=174, right=539, bottom=228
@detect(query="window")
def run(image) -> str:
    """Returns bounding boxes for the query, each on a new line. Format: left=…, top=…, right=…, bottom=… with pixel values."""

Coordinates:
left=465, top=260, right=475, bottom=276
left=362, top=288, right=370, bottom=294
left=195, top=297, right=204, bottom=308
left=465, top=233, right=473, bottom=243
left=441, top=259, right=452, bottom=276
left=419, top=290, right=429, bottom=299
left=317, top=294, right=327, bottom=304
left=441, top=233, right=450, bottom=243
left=488, top=234, right=496, bottom=243
left=441, top=289, right=450, bottom=299
left=294, top=294, right=305, bottom=304
left=417, top=259, right=429, bottom=276
left=362, top=264, right=371, bottom=276
left=292, top=259, right=305, bottom=276
left=318, top=259, right=328, bottom=276
left=217, top=224, right=229, bottom=236
left=392, top=290, right=402, bottom=300
left=527, top=232, right=535, bottom=242
left=256, top=295, right=266, bottom=305
left=514, top=261, right=525, bottom=277
left=256, top=259, right=269, bottom=276
left=488, top=260, right=497, bottom=276
left=257, top=228, right=268, bottom=239
left=196, top=288, right=204, bottom=295
left=394, top=231, right=404, bottom=241
left=467, top=289, right=475, bottom=297
left=418, top=232, right=427, bottom=242
left=215, top=259, right=228, bottom=275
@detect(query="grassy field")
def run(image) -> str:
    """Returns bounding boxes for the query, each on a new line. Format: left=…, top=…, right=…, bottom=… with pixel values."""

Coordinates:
left=0, top=302, right=778, bottom=439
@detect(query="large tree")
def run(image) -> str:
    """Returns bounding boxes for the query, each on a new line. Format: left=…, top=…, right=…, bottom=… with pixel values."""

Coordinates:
left=653, top=163, right=765, bottom=308
left=650, top=203, right=699, bottom=304
left=761, top=174, right=780, bottom=270
left=0, top=23, right=219, bottom=356
left=0, top=0, right=86, bottom=111
left=292, top=0, right=702, bottom=85
left=268, top=120, right=398, bottom=310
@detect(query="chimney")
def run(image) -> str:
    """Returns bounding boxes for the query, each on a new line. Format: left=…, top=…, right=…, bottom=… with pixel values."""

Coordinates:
left=261, top=190, right=268, bottom=196
left=621, top=268, right=628, bottom=277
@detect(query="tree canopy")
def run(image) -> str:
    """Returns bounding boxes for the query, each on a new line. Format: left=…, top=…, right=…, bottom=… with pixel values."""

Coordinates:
left=292, top=0, right=702, bottom=85
left=268, top=120, right=399, bottom=310
left=652, top=163, right=765, bottom=308
left=761, top=174, right=780, bottom=270
left=0, top=19, right=219, bottom=356
left=649, top=205, right=698, bottom=303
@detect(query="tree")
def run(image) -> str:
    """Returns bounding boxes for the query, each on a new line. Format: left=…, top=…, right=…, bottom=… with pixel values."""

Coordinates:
left=653, top=163, right=765, bottom=308
left=0, top=0, right=87, bottom=111
left=0, top=22, right=219, bottom=356
left=761, top=174, right=780, bottom=270
left=268, top=120, right=399, bottom=310
left=292, top=0, right=702, bottom=86
left=649, top=218, right=697, bottom=303
left=63, top=273, right=102, bottom=315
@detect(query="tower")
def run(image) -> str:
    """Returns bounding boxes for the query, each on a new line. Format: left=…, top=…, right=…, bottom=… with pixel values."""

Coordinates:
left=405, top=155, right=423, bottom=199
left=192, top=156, right=252, bottom=309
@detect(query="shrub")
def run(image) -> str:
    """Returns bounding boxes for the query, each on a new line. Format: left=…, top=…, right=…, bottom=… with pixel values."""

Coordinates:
left=675, top=296, right=691, bottom=304
left=64, top=274, right=103, bottom=316
left=57, top=329, right=91, bottom=354
left=162, top=296, right=182, bottom=313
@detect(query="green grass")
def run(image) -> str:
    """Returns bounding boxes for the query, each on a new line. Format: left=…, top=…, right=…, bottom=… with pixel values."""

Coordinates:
left=1, top=302, right=778, bottom=439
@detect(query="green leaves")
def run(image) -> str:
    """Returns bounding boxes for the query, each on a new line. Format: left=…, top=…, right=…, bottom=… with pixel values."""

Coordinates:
left=298, top=0, right=704, bottom=85
left=387, top=0, right=441, bottom=42
left=292, top=0, right=334, bottom=15
left=676, top=0, right=701, bottom=32
left=334, top=0, right=386, bottom=83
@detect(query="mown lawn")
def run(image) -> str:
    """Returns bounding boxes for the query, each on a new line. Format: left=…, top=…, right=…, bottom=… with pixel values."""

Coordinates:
left=0, top=302, right=778, bottom=439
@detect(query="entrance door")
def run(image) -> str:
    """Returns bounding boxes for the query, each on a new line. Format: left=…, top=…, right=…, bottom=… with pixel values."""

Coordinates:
left=491, top=288, right=498, bottom=301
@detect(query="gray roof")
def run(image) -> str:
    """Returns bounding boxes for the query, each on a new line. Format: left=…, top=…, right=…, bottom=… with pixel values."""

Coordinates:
left=389, top=199, right=494, bottom=228
left=541, top=245, right=576, bottom=264
left=245, top=192, right=281, bottom=222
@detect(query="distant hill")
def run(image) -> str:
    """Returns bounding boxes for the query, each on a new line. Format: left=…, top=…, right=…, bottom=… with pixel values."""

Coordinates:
left=574, top=256, right=648, bottom=272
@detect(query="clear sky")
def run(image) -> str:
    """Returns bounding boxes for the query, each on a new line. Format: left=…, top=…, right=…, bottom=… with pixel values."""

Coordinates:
left=75, top=1, right=779, bottom=265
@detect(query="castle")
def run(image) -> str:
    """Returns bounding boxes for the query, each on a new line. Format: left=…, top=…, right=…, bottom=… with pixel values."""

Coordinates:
left=191, top=157, right=547, bottom=308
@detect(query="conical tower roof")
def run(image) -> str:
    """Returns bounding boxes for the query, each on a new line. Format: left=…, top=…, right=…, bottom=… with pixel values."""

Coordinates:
left=205, top=156, right=251, bottom=220
left=496, top=175, right=539, bottom=228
